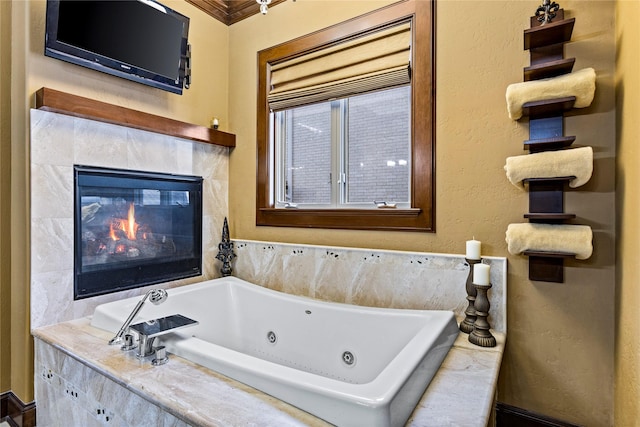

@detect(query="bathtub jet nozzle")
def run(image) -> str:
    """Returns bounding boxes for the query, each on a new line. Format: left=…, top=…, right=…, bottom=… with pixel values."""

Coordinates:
left=108, top=289, right=168, bottom=346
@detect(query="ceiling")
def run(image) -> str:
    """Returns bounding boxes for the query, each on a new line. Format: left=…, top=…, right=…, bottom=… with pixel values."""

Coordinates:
left=186, top=0, right=288, bottom=25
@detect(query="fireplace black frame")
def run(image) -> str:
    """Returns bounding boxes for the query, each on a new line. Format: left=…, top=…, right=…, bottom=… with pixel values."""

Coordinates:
left=74, top=165, right=203, bottom=299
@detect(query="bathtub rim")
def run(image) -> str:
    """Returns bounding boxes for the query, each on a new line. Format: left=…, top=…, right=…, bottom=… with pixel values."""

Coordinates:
left=91, top=276, right=460, bottom=406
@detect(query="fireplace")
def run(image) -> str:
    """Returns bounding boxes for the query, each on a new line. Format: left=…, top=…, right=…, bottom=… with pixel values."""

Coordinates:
left=74, top=165, right=203, bottom=299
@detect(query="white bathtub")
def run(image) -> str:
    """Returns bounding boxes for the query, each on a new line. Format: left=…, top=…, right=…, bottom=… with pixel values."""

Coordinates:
left=91, top=276, right=459, bottom=427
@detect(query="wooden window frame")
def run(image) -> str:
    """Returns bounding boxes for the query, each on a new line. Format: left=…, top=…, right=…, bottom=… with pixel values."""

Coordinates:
left=256, top=0, right=435, bottom=232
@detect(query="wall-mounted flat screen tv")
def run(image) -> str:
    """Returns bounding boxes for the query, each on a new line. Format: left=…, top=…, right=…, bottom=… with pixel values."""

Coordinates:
left=45, top=0, right=190, bottom=95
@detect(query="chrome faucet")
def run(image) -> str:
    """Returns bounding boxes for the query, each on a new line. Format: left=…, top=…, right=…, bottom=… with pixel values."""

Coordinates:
left=108, top=289, right=168, bottom=345
left=128, top=314, right=199, bottom=359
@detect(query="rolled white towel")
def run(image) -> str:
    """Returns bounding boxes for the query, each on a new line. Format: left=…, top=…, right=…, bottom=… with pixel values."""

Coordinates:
left=504, top=146, right=593, bottom=189
left=506, top=67, right=596, bottom=120
left=505, top=223, right=593, bottom=260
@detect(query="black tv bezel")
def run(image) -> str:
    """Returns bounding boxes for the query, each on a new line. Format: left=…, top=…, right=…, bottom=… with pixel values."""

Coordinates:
left=44, top=0, right=190, bottom=95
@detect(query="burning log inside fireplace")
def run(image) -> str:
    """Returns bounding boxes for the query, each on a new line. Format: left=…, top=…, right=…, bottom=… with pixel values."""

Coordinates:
left=110, top=203, right=140, bottom=241
left=81, top=202, right=178, bottom=266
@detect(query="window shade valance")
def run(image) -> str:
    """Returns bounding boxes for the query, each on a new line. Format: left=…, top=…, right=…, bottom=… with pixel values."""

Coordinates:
left=268, top=23, right=411, bottom=111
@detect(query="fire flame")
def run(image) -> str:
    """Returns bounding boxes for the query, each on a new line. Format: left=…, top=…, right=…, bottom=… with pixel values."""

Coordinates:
left=109, top=203, right=139, bottom=241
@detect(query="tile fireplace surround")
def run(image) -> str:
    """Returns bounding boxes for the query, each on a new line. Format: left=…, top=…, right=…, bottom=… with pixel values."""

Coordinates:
left=30, top=108, right=229, bottom=330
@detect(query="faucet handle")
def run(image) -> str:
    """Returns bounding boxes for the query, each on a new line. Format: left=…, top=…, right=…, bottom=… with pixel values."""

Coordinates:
left=120, top=333, right=137, bottom=351
left=152, top=346, right=169, bottom=366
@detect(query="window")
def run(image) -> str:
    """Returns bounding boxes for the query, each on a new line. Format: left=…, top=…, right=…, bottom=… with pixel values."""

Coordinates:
left=257, top=0, right=434, bottom=231
left=275, top=86, right=411, bottom=208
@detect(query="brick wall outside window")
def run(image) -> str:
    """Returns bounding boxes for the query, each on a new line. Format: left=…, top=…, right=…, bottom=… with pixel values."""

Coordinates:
left=284, top=86, right=410, bottom=205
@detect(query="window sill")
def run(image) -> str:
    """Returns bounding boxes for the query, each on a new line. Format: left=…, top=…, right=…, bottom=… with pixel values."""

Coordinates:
left=257, top=207, right=432, bottom=232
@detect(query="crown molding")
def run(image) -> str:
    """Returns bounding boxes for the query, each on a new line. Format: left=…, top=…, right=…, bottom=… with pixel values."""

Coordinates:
left=186, top=0, right=288, bottom=25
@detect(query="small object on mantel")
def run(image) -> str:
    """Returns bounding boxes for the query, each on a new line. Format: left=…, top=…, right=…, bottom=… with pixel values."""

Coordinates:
left=211, top=117, right=219, bottom=130
left=216, top=217, right=236, bottom=277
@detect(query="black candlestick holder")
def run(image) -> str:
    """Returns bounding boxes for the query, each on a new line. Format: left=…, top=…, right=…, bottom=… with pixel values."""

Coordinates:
left=460, top=258, right=481, bottom=334
left=469, top=281, right=497, bottom=347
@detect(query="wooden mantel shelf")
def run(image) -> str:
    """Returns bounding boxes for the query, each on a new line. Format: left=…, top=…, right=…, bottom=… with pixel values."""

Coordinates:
left=35, top=87, right=236, bottom=148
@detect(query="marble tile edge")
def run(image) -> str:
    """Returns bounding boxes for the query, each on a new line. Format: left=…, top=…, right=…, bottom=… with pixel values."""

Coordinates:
left=234, top=239, right=507, bottom=263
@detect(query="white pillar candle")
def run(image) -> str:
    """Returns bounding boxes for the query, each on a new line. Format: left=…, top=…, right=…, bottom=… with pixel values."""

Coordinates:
left=466, top=239, right=481, bottom=260
left=473, top=263, right=490, bottom=285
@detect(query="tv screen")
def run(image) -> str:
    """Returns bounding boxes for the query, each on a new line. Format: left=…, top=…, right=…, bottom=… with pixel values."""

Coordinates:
left=45, top=0, right=190, bottom=95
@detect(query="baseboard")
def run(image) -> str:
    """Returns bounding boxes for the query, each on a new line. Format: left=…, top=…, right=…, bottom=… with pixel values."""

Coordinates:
left=495, top=402, right=583, bottom=427
left=0, top=391, right=36, bottom=427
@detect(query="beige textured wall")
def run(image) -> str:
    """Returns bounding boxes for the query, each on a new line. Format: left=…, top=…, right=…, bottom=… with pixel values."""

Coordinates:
left=0, top=0, right=12, bottom=396
left=615, top=1, right=640, bottom=425
left=2, top=0, right=623, bottom=422
left=228, top=1, right=616, bottom=425
left=3, top=0, right=229, bottom=402
left=5, top=0, right=29, bottom=402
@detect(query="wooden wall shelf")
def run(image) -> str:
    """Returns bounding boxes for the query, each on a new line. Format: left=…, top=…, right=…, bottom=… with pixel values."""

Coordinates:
left=524, top=213, right=576, bottom=221
left=523, top=136, right=575, bottom=152
left=522, top=96, right=576, bottom=118
left=525, top=11, right=575, bottom=67
left=524, top=57, right=575, bottom=81
left=516, top=9, right=584, bottom=283
left=35, top=87, right=236, bottom=148
left=524, top=250, right=576, bottom=258
left=524, top=17, right=575, bottom=50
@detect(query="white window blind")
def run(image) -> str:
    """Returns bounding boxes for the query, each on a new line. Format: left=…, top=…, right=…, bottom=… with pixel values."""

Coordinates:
left=268, top=22, right=411, bottom=111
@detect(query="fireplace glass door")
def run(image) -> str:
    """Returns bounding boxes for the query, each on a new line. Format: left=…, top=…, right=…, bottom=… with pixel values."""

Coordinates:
left=74, top=166, right=203, bottom=299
